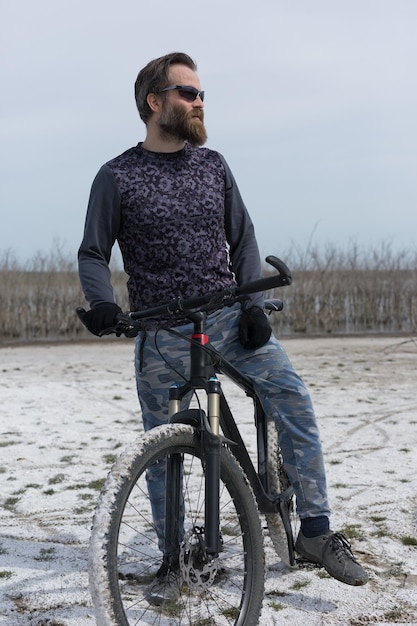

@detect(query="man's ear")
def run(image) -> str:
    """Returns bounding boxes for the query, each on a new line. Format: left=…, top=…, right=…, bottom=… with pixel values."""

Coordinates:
left=146, top=92, right=161, bottom=114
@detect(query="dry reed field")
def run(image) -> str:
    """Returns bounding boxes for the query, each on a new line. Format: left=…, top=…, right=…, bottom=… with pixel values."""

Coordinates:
left=1, top=243, right=417, bottom=342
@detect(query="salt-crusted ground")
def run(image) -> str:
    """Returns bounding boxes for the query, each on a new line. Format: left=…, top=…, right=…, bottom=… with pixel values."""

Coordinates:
left=1, top=335, right=416, bottom=625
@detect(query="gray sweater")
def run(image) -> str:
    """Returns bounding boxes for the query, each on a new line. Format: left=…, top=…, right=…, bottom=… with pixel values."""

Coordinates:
left=78, top=142, right=263, bottom=328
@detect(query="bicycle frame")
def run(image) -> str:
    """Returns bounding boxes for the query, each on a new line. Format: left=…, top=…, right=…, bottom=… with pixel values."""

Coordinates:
left=164, top=308, right=297, bottom=568
left=77, top=255, right=296, bottom=569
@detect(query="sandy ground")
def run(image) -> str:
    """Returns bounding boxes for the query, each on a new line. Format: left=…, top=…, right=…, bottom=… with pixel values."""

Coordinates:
left=1, top=334, right=417, bottom=625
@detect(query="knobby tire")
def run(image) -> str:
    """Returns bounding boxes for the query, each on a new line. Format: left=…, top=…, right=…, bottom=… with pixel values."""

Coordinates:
left=265, top=414, right=298, bottom=566
left=89, top=423, right=265, bottom=625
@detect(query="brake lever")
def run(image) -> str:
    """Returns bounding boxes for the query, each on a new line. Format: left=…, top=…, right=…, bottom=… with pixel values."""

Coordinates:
left=113, top=314, right=139, bottom=338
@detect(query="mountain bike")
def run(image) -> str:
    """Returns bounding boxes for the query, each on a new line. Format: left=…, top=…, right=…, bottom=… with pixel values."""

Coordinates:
left=78, top=256, right=304, bottom=626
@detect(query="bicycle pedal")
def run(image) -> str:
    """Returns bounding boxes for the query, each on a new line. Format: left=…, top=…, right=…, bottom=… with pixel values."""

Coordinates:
left=295, top=557, right=323, bottom=570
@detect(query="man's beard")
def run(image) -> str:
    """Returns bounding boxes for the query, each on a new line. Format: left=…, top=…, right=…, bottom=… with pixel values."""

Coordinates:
left=158, top=102, right=207, bottom=147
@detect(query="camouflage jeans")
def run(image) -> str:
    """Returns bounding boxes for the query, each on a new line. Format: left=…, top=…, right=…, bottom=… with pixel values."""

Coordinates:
left=135, top=304, right=330, bottom=547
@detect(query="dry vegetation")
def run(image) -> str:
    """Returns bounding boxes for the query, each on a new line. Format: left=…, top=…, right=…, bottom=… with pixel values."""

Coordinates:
left=1, top=242, right=417, bottom=342
left=0, top=248, right=129, bottom=342
left=267, top=241, right=417, bottom=336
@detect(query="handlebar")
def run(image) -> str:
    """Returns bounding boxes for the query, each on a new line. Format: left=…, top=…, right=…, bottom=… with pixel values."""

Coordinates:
left=131, top=256, right=290, bottom=321
left=77, top=255, right=291, bottom=337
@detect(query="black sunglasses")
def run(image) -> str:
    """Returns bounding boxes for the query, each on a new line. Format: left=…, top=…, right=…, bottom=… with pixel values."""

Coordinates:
left=158, top=85, right=205, bottom=103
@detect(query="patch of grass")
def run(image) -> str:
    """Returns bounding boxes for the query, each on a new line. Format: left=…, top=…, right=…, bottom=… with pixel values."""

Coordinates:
left=270, top=601, right=285, bottom=611
left=0, top=570, right=14, bottom=579
left=25, top=483, right=41, bottom=489
left=266, top=590, right=286, bottom=597
left=43, top=488, right=55, bottom=496
left=0, top=441, right=19, bottom=448
left=370, top=515, right=386, bottom=523
left=401, top=535, right=417, bottom=547
left=399, top=448, right=410, bottom=453
left=221, top=607, right=239, bottom=620
left=103, top=453, right=117, bottom=465
left=342, top=524, right=365, bottom=540
left=68, top=478, right=106, bottom=491
left=60, top=454, right=75, bottom=463
left=87, top=479, right=106, bottom=491
left=290, top=579, right=310, bottom=590
left=34, top=547, right=56, bottom=561
left=4, top=496, right=20, bottom=510
left=48, top=473, right=66, bottom=485
left=78, top=493, right=94, bottom=501
left=371, top=528, right=390, bottom=538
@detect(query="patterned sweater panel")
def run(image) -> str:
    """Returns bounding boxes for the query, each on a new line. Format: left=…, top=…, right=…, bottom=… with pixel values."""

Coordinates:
left=106, top=144, right=235, bottom=325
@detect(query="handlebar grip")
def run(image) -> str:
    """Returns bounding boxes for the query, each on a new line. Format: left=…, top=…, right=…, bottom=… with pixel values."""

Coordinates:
left=265, top=255, right=292, bottom=278
left=236, top=257, right=292, bottom=297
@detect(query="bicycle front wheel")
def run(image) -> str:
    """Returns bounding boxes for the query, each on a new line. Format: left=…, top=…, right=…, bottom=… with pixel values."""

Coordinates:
left=89, top=423, right=264, bottom=625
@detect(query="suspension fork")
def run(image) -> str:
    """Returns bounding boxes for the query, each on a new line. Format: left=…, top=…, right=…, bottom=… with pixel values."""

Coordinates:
left=164, top=314, right=222, bottom=560
left=204, top=376, right=221, bottom=554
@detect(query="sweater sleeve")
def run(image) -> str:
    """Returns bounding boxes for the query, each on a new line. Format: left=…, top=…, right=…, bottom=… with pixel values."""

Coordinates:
left=78, top=165, right=121, bottom=308
left=218, top=154, right=264, bottom=309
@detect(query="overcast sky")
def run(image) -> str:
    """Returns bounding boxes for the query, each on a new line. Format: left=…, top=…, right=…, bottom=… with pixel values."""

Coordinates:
left=1, top=0, right=416, bottom=265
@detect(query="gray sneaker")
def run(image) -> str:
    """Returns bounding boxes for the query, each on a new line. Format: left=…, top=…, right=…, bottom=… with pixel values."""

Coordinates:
left=146, top=563, right=182, bottom=606
left=295, top=530, right=368, bottom=586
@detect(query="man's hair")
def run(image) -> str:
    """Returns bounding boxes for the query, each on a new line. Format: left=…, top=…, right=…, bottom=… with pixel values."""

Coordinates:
left=134, top=52, right=197, bottom=123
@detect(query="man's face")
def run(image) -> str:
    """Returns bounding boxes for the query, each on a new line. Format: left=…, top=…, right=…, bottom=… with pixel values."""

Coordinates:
left=157, top=65, right=207, bottom=147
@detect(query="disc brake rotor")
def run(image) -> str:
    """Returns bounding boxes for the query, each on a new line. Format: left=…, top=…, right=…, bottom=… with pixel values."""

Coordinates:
left=179, top=526, right=218, bottom=591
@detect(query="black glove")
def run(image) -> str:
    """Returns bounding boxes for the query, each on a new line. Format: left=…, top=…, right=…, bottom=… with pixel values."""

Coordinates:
left=239, top=306, right=272, bottom=349
left=82, top=302, right=122, bottom=336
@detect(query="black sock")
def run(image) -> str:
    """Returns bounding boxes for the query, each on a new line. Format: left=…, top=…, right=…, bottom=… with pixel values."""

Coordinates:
left=300, top=515, right=330, bottom=538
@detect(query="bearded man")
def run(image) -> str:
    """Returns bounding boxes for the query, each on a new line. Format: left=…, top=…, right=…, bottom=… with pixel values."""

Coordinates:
left=78, top=52, right=368, bottom=605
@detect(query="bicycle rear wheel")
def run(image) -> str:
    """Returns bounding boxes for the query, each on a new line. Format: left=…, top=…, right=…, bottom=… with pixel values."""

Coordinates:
left=265, top=414, right=298, bottom=566
left=89, top=423, right=264, bottom=625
